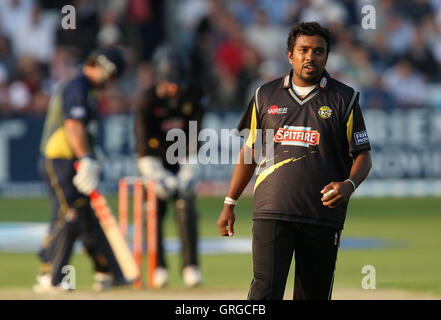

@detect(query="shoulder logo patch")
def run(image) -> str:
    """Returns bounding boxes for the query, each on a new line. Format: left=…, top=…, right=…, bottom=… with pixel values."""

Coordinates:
left=318, top=106, right=332, bottom=119
left=70, top=106, right=86, bottom=119
left=182, top=102, right=193, bottom=115
left=354, top=130, right=369, bottom=145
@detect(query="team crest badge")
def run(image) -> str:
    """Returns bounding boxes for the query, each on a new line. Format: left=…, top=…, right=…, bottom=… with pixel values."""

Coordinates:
left=318, top=106, right=332, bottom=119
left=182, top=102, right=193, bottom=115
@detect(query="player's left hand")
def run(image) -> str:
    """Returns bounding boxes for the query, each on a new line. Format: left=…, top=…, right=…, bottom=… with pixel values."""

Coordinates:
left=177, top=155, right=200, bottom=199
left=155, top=170, right=178, bottom=200
left=320, top=181, right=354, bottom=208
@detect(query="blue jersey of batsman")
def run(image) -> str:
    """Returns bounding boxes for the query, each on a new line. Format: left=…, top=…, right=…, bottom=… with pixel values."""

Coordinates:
left=40, top=74, right=99, bottom=159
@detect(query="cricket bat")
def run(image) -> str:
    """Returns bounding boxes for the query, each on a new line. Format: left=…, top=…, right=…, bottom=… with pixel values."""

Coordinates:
left=75, top=164, right=139, bottom=282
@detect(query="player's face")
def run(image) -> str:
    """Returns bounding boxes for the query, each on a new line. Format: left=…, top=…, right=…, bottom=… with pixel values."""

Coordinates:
left=288, top=35, right=327, bottom=86
left=157, top=81, right=179, bottom=98
left=96, top=65, right=114, bottom=86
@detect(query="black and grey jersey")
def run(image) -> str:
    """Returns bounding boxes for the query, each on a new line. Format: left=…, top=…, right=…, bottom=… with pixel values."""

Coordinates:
left=237, top=70, right=371, bottom=229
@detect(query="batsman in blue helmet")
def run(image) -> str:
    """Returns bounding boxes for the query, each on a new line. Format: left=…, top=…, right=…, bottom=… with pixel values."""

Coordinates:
left=35, top=47, right=127, bottom=293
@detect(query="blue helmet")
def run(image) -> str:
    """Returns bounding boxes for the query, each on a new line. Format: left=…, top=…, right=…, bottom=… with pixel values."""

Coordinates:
left=92, top=46, right=126, bottom=78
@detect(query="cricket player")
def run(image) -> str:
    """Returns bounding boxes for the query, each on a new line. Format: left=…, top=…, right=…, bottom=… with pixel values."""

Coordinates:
left=35, top=47, right=127, bottom=292
left=217, top=22, right=372, bottom=300
left=134, top=47, right=204, bottom=288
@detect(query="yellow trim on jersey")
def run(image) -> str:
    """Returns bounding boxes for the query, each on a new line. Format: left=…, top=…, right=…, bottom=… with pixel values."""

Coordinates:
left=246, top=103, right=258, bottom=148
left=44, top=126, right=75, bottom=159
left=346, top=110, right=353, bottom=144
left=346, top=110, right=354, bottom=157
left=254, top=154, right=307, bottom=192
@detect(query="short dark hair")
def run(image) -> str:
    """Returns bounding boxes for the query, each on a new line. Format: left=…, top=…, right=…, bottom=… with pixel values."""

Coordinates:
left=286, top=22, right=331, bottom=56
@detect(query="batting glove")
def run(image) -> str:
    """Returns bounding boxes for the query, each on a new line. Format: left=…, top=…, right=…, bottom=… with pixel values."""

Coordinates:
left=73, top=155, right=100, bottom=195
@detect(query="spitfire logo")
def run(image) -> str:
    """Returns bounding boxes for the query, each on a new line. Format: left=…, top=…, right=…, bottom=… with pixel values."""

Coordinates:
left=318, top=106, right=332, bottom=119
left=274, top=125, right=320, bottom=147
left=267, top=105, right=288, bottom=115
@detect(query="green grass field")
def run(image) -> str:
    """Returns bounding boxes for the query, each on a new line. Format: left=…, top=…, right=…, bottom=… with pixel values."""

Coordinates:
left=1, top=196, right=441, bottom=297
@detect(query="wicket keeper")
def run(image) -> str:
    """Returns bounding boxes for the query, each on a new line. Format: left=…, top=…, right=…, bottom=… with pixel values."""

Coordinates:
left=134, top=47, right=205, bottom=288
left=217, top=22, right=372, bottom=300
left=35, top=47, right=127, bottom=292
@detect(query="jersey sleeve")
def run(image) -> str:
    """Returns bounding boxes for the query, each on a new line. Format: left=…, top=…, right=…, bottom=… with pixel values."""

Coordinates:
left=237, top=95, right=260, bottom=148
left=62, top=80, right=90, bottom=123
left=345, top=93, right=371, bottom=156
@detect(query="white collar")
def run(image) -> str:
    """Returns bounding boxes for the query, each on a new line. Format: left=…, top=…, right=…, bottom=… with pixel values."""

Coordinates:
left=292, top=81, right=317, bottom=97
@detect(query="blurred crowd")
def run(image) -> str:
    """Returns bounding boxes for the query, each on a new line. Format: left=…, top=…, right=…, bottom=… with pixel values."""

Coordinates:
left=1, top=0, right=441, bottom=118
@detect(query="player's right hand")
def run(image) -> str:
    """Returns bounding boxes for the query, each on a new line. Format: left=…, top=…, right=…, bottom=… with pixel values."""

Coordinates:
left=73, top=156, right=100, bottom=195
left=138, top=156, right=178, bottom=200
left=217, top=205, right=236, bottom=237
left=320, top=181, right=354, bottom=208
